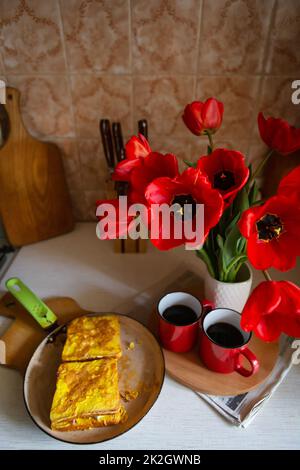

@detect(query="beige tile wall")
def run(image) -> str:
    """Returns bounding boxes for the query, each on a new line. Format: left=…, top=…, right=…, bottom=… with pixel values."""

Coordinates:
left=0, top=0, right=299, bottom=221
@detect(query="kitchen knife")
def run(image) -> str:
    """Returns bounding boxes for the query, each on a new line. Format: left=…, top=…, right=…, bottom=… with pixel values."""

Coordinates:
left=112, top=122, right=124, bottom=162
left=112, top=122, right=127, bottom=197
left=99, top=119, right=115, bottom=173
left=138, top=119, right=148, bottom=140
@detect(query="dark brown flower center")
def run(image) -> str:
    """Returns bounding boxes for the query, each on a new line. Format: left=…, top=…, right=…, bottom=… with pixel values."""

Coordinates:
left=172, top=194, right=197, bottom=220
left=256, top=213, right=284, bottom=242
left=213, top=170, right=235, bottom=191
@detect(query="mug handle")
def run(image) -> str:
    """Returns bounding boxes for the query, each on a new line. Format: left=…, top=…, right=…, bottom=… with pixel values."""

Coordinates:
left=202, top=299, right=214, bottom=314
left=235, top=348, right=259, bottom=377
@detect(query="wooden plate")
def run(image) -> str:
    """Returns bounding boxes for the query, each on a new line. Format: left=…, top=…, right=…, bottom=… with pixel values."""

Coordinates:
left=150, top=311, right=279, bottom=396
left=23, top=314, right=165, bottom=445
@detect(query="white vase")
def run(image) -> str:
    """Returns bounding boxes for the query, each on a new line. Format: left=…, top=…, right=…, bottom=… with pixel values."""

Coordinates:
left=204, top=263, right=252, bottom=313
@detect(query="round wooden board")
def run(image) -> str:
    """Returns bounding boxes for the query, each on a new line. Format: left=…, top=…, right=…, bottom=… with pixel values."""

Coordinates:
left=149, top=311, right=279, bottom=396
left=23, top=313, right=165, bottom=445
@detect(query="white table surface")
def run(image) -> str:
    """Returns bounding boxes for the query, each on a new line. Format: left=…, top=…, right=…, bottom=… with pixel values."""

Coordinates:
left=0, top=223, right=299, bottom=450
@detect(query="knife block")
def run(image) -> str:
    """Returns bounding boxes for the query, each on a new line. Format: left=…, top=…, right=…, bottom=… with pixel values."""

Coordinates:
left=104, top=179, right=147, bottom=254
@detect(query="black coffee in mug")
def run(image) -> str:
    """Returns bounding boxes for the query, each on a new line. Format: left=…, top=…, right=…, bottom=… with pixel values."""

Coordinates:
left=207, top=322, right=244, bottom=348
left=162, top=304, right=198, bottom=326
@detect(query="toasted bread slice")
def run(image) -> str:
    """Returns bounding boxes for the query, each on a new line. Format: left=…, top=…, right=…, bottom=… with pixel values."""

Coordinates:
left=50, top=359, right=120, bottom=429
left=52, top=406, right=127, bottom=432
left=62, top=315, right=121, bottom=362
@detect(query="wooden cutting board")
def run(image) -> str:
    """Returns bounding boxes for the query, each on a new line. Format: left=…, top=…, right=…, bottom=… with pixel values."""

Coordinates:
left=0, top=87, right=74, bottom=246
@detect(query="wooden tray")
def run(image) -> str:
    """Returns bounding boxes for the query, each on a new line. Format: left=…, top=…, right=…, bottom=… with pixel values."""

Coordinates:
left=149, top=309, right=279, bottom=396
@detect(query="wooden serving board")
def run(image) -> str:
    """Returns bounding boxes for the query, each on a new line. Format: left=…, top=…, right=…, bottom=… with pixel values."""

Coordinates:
left=149, top=309, right=279, bottom=396
left=0, top=87, right=74, bottom=246
left=0, top=294, right=87, bottom=373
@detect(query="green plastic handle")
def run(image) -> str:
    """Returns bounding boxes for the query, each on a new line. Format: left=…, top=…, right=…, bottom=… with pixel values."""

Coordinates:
left=5, top=277, right=58, bottom=329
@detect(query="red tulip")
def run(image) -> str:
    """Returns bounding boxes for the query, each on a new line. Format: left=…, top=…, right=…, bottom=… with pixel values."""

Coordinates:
left=238, top=195, right=300, bottom=271
left=241, top=280, right=300, bottom=341
left=182, top=98, right=224, bottom=136
left=112, top=134, right=151, bottom=182
left=278, top=165, right=300, bottom=201
left=95, top=199, right=135, bottom=239
left=112, top=134, right=179, bottom=204
left=196, top=148, right=249, bottom=204
left=145, top=167, right=224, bottom=250
left=258, top=112, right=300, bottom=155
left=128, top=151, right=179, bottom=204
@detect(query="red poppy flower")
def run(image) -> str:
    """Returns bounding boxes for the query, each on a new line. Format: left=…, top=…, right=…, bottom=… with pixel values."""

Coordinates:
left=241, top=280, right=300, bottom=341
left=112, top=134, right=151, bottom=182
left=258, top=112, right=300, bottom=155
left=278, top=165, right=300, bottom=201
left=129, top=151, right=179, bottom=204
left=95, top=199, right=135, bottom=239
left=196, top=148, right=249, bottom=204
left=182, top=98, right=224, bottom=136
left=145, top=168, right=224, bottom=250
left=238, top=195, right=300, bottom=271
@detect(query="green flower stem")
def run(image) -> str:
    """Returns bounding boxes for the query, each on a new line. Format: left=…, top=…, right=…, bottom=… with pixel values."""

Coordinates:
left=263, top=269, right=272, bottom=282
left=223, top=255, right=247, bottom=282
left=205, top=131, right=214, bottom=151
left=250, top=149, right=273, bottom=183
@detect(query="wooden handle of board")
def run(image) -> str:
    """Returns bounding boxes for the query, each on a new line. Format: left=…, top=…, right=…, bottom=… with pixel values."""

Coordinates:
left=3, top=88, right=28, bottom=141
left=0, top=295, right=86, bottom=374
left=0, top=294, right=46, bottom=373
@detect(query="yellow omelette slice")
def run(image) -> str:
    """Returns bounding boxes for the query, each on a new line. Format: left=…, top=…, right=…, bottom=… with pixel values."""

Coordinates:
left=62, top=315, right=122, bottom=362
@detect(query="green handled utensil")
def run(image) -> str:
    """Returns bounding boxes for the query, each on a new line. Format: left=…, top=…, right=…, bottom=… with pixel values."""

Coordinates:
left=6, top=277, right=58, bottom=329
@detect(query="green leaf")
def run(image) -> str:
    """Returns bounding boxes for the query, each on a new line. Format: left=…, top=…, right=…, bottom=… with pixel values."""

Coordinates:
left=249, top=180, right=259, bottom=205
left=217, top=206, right=232, bottom=237
left=251, top=199, right=264, bottom=206
left=236, top=237, right=246, bottom=254
left=222, top=224, right=241, bottom=269
left=224, top=255, right=248, bottom=282
left=216, top=235, right=228, bottom=281
left=207, top=230, right=219, bottom=279
left=183, top=159, right=197, bottom=168
left=216, top=234, right=224, bottom=250
left=225, top=212, right=241, bottom=238
left=233, top=186, right=249, bottom=214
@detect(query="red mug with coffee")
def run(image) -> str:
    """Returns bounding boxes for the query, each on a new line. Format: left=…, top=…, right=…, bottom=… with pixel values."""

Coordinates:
left=199, top=307, right=259, bottom=376
left=157, top=292, right=213, bottom=353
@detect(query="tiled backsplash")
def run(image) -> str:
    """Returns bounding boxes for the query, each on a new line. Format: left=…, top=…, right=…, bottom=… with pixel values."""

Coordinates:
left=0, top=0, right=299, bottom=221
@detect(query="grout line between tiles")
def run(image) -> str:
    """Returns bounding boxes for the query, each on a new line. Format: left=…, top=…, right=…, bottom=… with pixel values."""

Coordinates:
left=128, top=0, right=134, bottom=135
left=247, top=0, right=278, bottom=151
left=261, top=0, right=278, bottom=76
left=5, top=71, right=298, bottom=78
left=56, top=0, right=76, bottom=136
left=193, top=0, right=204, bottom=99
left=57, top=0, right=83, bottom=191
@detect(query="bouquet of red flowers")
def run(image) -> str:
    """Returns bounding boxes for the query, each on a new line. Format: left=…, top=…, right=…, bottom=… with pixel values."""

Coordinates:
left=97, top=97, right=300, bottom=342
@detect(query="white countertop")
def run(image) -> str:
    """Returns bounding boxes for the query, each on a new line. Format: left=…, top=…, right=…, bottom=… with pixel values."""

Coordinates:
left=0, top=223, right=299, bottom=450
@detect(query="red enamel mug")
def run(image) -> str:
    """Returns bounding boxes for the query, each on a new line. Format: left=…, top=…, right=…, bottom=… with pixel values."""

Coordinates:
left=199, top=307, right=259, bottom=376
left=157, top=292, right=213, bottom=353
